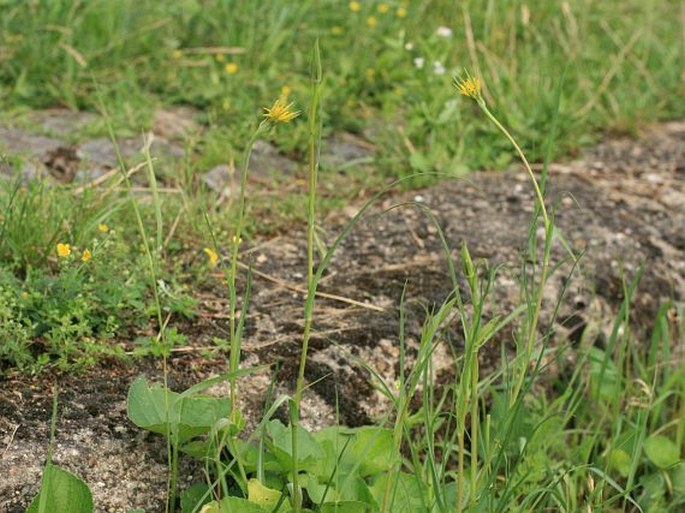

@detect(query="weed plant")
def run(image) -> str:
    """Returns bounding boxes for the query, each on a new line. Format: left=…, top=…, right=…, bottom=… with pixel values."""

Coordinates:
left=3, top=4, right=682, bottom=511
left=124, top=59, right=685, bottom=513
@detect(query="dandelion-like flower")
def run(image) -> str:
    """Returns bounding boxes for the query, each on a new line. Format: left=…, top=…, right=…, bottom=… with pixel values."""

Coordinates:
left=98, top=223, right=109, bottom=233
left=453, top=74, right=482, bottom=101
left=225, top=62, right=238, bottom=74
left=367, top=16, right=378, bottom=28
left=203, top=247, right=219, bottom=266
left=349, top=1, right=361, bottom=12
left=57, top=243, right=71, bottom=258
left=396, top=6, right=407, bottom=17
left=378, top=3, right=389, bottom=13
left=263, top=95, right=300, bottom=123
left=81, top=249, right=91, bottom=262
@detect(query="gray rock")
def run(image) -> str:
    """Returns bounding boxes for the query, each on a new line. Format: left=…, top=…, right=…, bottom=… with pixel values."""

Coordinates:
left=0, top=127, right=64, bottom=160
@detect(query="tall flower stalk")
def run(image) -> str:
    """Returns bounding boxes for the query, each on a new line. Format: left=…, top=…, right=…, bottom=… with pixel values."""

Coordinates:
left=224, top=94, right=300, bottom=421
left=290, top=39, right=323, bottom=513
left=452, top=70, right=554, bottom=510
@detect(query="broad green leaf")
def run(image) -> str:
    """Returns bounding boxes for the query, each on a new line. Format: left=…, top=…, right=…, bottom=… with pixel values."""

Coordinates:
left=127, top=376, right=230, bottom=445
left=370, top=472, right=427, bottom=513
left=248, top=478, right=283, bottom=508
left=644, top=435, right=680, bottom=469
left=320, top=501, right=368, bottom=513
left=313, top=426, right=396, bottom=478
left=670, top=461, right=685, bottom=497
left=306, top=473, right=375, bottom=507
left=266, top=419, right=325, bottom=472
left=606, top=449, right=632, bottom=478
left=199, top=496, right=268, bottom=513
left=26, top=464, right=93, bottom=513
left=180, top=483, right=212, bottom=513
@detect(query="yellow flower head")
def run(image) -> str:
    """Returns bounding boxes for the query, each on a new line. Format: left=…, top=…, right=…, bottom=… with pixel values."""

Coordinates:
left=203, top=247, right=219, bottom=266
left=453, top=73, right=482, bottom=100
left=215, top=53, right=225, bottom=62
left=171, top=49, right=183, bottom=60
left=225, top=62, right=239, bottom=74
left=231, top=235, right=243, bottom=245
left=396, top=6, right=407, bottom=17
left=263, top=94, right=300, bottom=123
left=81, top=249, right=91, bottom=262
left=349, top=1, right=361, bottom=12
left=378, top=3, right=390, bottom=13
left=98, top=223, right=109, bottom=233
left=367, top=16, right=378, bottom=28
left=57, top=243, right=71, bottom=258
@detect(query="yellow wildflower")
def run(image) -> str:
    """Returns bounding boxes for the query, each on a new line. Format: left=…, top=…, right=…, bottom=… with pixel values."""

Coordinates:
left=378, top=3, right=389, bottom=13
left=454, top=74, right=482, bottom=100
left=225, top=62, right=239, bottom=74
left=367, top=16, right=378, bottom=28
left=215, top=53, right=225, bottom=62
left=331, top=26, right=343, bottom=35
left=349, top=1, right=361, bottom=12
left=56, top=243, right=71, bottom=258
left=171, top=49, right=183, bottom=60
left=98, top=223, right=109, bottom=233
left=396, top=6, right=407, bottom=17
left=203, top=247, right=219, bottom=266
left=81, top=249, right=91, bottom=262
left=263, top=95, right=300, bottom=123
left=231, top=235, right=243, bottom=245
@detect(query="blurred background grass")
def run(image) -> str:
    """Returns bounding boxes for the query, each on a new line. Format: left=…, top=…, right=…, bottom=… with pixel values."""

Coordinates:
left=1, top=0, right=682, bottom=181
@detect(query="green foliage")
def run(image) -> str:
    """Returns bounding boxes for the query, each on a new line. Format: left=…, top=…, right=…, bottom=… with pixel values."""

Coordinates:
left=26, top=464, right=94, bottom=513
left=1, top=1, right=682, bottom=178
left=127, top=376, right=231, bottom=446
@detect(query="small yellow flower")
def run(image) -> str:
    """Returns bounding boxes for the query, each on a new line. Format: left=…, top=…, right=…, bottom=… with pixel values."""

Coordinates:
left=225, top=62, right=239, bottom=74
left=203, top=247, right=219, bottom=266
left=231, top=235, right=243, bottom=245
left=367, top=16, right=378, bottom=28
left=349, top=1, right=361, bottom=12
left=263, top=95, right=300, bottom=123
left=81, top=249, right=92, bottom=262
left=98, top=223, right=109, bottom=233
left=396, top=6, right=407, bottom=17
left=171, top=49, right=183, bottom=60
left=331, top=26, right=343, bottom=35
left=215, top=53, right=225, bottom=62
left=57, top=243, right=71, bottom=258
left=454, top=74, right=482, bottom=100
left=378, top=3, right=389, bottom=13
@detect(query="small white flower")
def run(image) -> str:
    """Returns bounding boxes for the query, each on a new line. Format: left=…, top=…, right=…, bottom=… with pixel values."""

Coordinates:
left=404, top=42, right=414, bottom=51
left=436, top=26, right=453, bottom=38
left=433, top=60, right=446, bottom=75
left=413, top=57, right=425, bottom=69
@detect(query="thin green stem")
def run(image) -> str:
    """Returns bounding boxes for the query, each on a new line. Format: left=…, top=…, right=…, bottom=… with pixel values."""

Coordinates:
left=291, top=39, right=322, bottom=513
left=475, top=100, right=552, bottom=404
left=228, top=121, right=268, bottom=417
left=478, top=101, right=549, bottom=230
